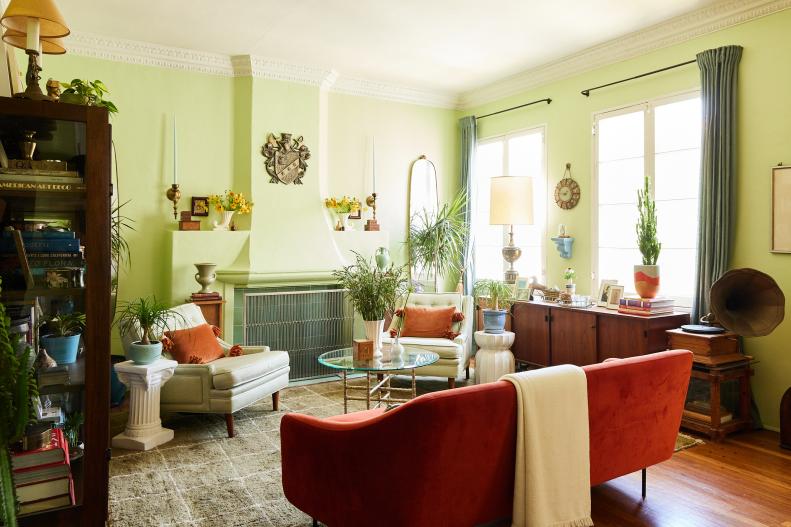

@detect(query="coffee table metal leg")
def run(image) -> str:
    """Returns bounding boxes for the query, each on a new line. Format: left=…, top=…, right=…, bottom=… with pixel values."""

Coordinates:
left=411, top=368, right=416, bottom=399
left=366, top=372, right=371, bottom=409
left=342, top=370, right=348, bottom=414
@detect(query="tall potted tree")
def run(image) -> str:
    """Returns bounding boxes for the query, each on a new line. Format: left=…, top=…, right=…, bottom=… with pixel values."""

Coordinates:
left=635, top=176, right=661, bottom=298
left=473, top=279, right=515, bottom=334
left=408, top=190, right=468, bottom=292
left=333, top=253, right=408, bottom=358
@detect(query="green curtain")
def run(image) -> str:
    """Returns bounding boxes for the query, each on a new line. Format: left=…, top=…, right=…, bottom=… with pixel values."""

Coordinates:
left=459, top=116, right=477, bottom=296
left=692, top=45, right=743, bottom=322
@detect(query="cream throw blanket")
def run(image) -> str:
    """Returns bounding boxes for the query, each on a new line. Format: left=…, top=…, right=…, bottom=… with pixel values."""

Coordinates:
left=502, top=365, right=593, bottom=527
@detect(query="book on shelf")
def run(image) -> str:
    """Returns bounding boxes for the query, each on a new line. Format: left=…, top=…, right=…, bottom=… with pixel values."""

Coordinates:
left=15, top=474, right=72, bottom=504
left=38, top=360, right=85, bottom=388
left=1, top=230, right=76, bottom=239
left=619, top=297, right=675, bottom=308
left=11, top=428, right=68, bottom=470
left=0, top=180, right=86, bottom=193
left=0, top=166, right=80, bottom=179
left=617, top=307, right=674, bottom=316
left=18, top=482, right=74, bottom=515
left=12, top=461, right=70, bottom=486
left=191, top=292, right=221, bottom=300
left=0, top=237, right=81, bottom=253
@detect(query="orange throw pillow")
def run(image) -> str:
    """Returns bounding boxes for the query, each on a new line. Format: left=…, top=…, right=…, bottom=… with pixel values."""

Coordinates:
left=400, top=305, right=456, bottom=338
left=164, top=324, right=225, bottom=364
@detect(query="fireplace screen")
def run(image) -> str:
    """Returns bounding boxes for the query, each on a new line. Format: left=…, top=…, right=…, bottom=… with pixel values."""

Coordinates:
left=242, top=288, right=353, bottom=380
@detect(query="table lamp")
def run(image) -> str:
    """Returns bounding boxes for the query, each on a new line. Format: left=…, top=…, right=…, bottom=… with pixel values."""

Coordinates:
left=1, top=0, right=69, bottom=100
left=490, top=176, right=534, bottom=284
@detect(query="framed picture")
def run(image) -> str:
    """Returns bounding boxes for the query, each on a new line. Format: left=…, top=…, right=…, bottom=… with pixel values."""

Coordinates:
left=514, top=276, right=532, bottom=301
left=772, top=165, right=791, bottom=253
left=606, top=285, right=625, bottom=309
left=191, top=196, right=209, bottom=217
left=597, top=279, right=617, bottom=307
left=349, top=209, right=362, bottom=220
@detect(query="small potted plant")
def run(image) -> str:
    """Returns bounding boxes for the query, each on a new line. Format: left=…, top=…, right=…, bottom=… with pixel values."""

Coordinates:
left=116, top=297, right=183, bottom=365
left=41, top=312, right=86, bottom=364
left=564, top=267, right=576, bottom=295
left=59, top=79, right=118, bottom=114
left=208, top=190, right=253, bottom=231
left=635, top=176, right=661, bottom=298
left=473, top=279, right=515, bottom=334
left=333, top=253, right=408, bottom=358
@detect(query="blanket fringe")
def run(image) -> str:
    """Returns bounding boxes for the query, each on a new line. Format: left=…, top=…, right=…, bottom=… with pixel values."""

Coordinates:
left=549, top=517, right=594, bottom=527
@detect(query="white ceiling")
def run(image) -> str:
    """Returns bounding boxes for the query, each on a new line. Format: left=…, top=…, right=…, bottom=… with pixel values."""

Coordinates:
left=60, top=0, right=720, bottom=94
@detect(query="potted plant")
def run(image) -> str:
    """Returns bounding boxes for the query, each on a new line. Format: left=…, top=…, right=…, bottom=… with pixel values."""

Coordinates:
left=1, top=286, right=37, bottom=527
left=564, top=267, right=576, bottom=295
left=59, top=79, right=118, bottom=114
left=40, top=312, right=86, bottom=364
left=473, top=279, right=515, bottom=334
left=333, top=253, right=408, bottom=358
left=208, top=190, right=253, bottom=231
left=324, top=196, right=362, bottom=231
left=635, top=176, right=661, bottom=299
left=116, top=298, right=183, bottom=365
left=409, top=189, right=468, bottom=292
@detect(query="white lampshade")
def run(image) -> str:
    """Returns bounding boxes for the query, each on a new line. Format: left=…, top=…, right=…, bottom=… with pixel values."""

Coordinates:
left=489, top=176, right=534, bottom=225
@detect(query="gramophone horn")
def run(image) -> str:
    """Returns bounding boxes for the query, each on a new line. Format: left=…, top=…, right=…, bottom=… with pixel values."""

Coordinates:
left=710, top=268, right=785, bottom=337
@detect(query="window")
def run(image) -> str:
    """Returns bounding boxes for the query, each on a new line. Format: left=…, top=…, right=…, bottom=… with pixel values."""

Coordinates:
left=593, top=93, right=701, bottom=307
left=474, top=127, right=546, bottom=283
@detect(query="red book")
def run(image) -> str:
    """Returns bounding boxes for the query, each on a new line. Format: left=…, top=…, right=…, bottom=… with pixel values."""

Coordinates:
left=12, top=428, right=69, bottom=470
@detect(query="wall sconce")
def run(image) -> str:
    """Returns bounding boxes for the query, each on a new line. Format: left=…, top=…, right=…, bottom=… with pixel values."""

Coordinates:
left=165, top=184, right=180, bottom=220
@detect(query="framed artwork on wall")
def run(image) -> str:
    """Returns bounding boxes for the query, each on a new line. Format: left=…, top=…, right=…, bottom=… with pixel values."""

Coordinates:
left=191, top=196, right=209, bottom=217
left=597, top=279, right=617, bottom=307
left=772, top=165, right=791, bottom=253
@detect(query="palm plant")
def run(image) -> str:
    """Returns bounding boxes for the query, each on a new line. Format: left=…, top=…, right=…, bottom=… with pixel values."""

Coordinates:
left=409, top=189, right=468, bottom=292
left=333, top=253, right=408, bottom=321
left=473, top=279, right=515, bottom=312
left=115, top=297, right=181, bottom=345
left=46, top=312, right=86, bottom=337
left=636, top=176, right=661, bottom=265
left=110, top=200, right=134, bottom=321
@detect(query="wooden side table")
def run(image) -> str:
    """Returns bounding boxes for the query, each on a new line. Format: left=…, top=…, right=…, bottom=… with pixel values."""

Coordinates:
left=681, top=358, right=753, bottom=441
left=190, top=299, right=225, bottom=337
left=474, top=331, right=515, bottom=384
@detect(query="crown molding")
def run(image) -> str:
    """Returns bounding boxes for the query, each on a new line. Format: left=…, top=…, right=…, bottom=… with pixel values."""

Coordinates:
left=332, top=76, right=458, bottom=109
left=459, top=0, right=791, bottom=109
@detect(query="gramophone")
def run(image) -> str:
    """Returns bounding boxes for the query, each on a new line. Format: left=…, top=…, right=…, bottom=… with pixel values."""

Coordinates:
left=681, top=268, right=788, bottom=447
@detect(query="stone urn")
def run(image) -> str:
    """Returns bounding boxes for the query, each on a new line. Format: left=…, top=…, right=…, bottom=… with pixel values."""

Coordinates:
left=634, top=264, right=660, bottom=299
left=194, top=263, right=217, bottom=294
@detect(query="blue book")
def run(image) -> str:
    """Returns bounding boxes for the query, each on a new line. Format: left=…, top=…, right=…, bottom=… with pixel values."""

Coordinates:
left=0, top=238, right=80, bottom=253
left=1, top=231, right=75, bottom=239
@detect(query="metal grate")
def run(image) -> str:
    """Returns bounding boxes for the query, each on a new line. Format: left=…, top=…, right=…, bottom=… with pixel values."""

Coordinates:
left=243, top=288, right=353, bottom=380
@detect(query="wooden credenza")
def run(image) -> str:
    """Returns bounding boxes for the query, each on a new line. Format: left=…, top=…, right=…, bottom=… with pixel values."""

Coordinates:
left=511, top=301, right=690, bottom=367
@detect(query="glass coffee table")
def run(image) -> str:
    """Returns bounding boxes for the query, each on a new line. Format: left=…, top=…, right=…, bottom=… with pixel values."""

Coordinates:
left=318, top=347, right=439, bottom=413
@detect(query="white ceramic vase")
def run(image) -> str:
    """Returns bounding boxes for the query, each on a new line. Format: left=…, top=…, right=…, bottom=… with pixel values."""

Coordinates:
left=337, top=212, right=351, bottom=231
left=213, top=211, right=235, bottom=231
left=364, top=319, right=385, bottom=359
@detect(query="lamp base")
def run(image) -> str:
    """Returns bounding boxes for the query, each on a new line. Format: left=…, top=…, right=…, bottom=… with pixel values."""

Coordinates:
left=504, top=268, right=518, bottom=284
left=14, top=50, right=48, bottom=101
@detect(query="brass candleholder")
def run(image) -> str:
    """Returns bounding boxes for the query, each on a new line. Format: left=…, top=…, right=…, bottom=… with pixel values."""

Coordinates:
left=14, top=50, right=48, bottom=101
left=364, top=192, right=380, bottom=231
left=165, top=184, right=181, bottom=219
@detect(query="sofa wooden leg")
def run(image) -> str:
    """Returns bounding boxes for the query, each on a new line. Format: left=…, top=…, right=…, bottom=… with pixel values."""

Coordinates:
left=448, top=378, right=456, bottom=389
left=225, top=413, right=235, bottom=438
left=272, top=391, right=280, bottom=411
left=641, top=468, right=646, bottom=499
left=465, top=366, right=470, bottom=380
left=312, top=519, right=318, bottom=527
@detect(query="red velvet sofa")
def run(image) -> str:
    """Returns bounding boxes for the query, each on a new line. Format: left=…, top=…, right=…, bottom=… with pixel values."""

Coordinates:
left=281, top=350, right=692, bottom=527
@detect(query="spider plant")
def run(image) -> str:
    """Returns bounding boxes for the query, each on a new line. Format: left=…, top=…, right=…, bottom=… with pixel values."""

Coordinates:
left=473, top=279, right=515, bottom=312
left=46, top=312, right=86, bottom=337
left=115, top=297, right=182, bottom=345
left=408, top=189, right=468, bottom=292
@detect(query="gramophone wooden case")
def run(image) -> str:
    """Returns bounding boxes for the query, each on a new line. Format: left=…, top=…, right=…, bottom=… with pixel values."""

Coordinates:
left=666, top=329, right=744, bottom=365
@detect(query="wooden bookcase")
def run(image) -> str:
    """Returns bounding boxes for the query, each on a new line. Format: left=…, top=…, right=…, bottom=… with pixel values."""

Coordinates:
left=0, top=96, right=111, bottom=526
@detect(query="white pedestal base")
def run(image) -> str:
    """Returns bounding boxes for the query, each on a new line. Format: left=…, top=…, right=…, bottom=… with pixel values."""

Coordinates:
left=112, top=359, right=177, bottom=451
left=474, top=330, right=516, bottom=384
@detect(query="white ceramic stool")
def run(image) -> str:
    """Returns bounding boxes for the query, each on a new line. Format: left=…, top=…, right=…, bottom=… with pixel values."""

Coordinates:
left=474, top=330, right=515, bottom=384
left=112, top=358, right=177, bottom=451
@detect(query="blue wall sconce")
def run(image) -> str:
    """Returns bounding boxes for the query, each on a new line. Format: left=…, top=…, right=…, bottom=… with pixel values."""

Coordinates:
left=551, top=236, right=574, bottom=259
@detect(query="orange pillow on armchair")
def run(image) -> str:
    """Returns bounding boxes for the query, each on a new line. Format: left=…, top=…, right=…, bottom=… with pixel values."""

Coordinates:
left=400, top=305, right=457, bottom=339
left=164, top=323, right=225, bottom=364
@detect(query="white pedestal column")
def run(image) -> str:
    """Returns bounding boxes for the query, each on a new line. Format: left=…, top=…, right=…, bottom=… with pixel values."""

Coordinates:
left=112, top=359, right=178, bottom=451
left=474, top=330, right=516, bottom=384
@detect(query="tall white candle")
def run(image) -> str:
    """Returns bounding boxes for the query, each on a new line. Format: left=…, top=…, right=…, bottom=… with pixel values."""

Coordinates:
left=173, top=115, right=177, bottom=185
left=372, top=137, right=376, bottom=193
left=25, top=18, right=40, bottom=52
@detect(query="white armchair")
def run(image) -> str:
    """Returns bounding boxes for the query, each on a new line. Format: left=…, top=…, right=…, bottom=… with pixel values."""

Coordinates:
left=380, top=293, right=473, bottom=388
left=122, top=303, right=290, bottom=437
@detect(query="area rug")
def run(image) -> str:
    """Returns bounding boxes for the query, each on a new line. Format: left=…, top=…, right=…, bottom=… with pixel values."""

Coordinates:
left=675, top=432, right=704, bottom=452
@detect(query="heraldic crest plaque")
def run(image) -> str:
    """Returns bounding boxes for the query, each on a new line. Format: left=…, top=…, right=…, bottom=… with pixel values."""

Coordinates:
left=261, top=132, right=311, bottom=185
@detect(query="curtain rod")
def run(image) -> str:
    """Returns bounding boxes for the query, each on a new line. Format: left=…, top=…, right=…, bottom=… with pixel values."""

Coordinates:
left=580, top=59, right=696, bottom=97
left=476, top=97, right=552, bottom=120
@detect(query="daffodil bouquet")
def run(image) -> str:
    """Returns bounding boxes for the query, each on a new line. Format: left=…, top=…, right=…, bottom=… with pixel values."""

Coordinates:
left=208, top=191, right=253, bottom=214
left=324, top=196, right=361, bottom=214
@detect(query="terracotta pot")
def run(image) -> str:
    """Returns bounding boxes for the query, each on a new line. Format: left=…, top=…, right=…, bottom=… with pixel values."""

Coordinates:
left=634, top=264, right=660, bottom=299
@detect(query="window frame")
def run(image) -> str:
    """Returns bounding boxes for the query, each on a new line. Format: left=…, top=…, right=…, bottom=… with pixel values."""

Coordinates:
left=475, top=124, right=548, bottom=283
left=590, top=89, right=701, bottom=306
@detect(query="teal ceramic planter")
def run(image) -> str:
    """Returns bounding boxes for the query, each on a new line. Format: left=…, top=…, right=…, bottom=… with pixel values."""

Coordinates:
left=482, top=309, right=507, bottom=334
left=127, top=341, right=163, bottom=365
left=41, top=334, right=81, bottom=364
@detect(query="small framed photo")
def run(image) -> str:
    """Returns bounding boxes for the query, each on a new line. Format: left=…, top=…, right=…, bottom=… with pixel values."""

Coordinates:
left=597, top=279, right=617, bottom=307
left=515, top=276, right=532, bottom=301
left=606, top=285, right=625, bottom=309
left=191, top=196, right=209, bottom=217
left=349, top=209, right=362, bottom=220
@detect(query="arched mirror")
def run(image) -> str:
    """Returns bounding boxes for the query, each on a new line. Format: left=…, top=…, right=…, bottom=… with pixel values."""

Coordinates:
left=408, top=155, right=439, bottom=289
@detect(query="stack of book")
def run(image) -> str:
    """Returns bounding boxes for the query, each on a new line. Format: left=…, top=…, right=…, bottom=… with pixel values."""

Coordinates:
left=618, top=297, right=675, bottom=316
left=0, top=166, right=84, bottom=192
left=11, top=428, right=75, bottom=515
left=191, top=291, right=221, bottom=302
left=683, top=400, right=733, bottom=424
left=0, top=231, right=84, bottom=289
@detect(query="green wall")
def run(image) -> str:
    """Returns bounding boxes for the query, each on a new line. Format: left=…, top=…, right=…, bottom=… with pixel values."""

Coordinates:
left=462, top=9, right=791, bottom=429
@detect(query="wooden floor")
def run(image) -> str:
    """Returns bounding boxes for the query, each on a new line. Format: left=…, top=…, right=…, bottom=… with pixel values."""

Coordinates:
left=591, top=430, right=791, bottom=526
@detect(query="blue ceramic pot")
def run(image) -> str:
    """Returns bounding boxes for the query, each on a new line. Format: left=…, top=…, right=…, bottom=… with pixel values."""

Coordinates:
left=110, top=356, right=127, bottom=407
left=126, top=341, right=163, bottom=365
left=41, top=334, right=81, bottom=364
left=482, top=309, right=507, bottom=334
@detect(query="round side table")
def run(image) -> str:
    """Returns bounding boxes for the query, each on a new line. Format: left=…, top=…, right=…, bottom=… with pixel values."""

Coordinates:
left=474, top=330, right=515, bottom=384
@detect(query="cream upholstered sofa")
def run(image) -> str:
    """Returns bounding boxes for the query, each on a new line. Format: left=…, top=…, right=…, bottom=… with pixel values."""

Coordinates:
left=380, top=293, right=473, bottom=388
left=121, top=303, right=290, bottom=437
